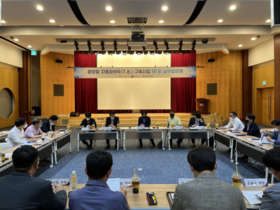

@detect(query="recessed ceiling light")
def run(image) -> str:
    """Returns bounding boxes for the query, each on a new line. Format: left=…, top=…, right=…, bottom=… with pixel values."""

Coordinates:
left=37, top=5, right=43, bottom=11
left=159, top=20, right=164, bottom=23
left=49, top=19, right=55, bottom=23
left=106, top=6, right=112, bottom=11
left=251, top=37, right=256, bottom=41
left=14, top=38, right=19, bottom=41
left=162, top=6, right=168, bottom=11
left=1, top=20, right=6, bottom=23
left=229, top=5, right=236, bottom=10
left=217, top=19, right=223, bottom=23
left=28, top=45, right=32, bottom=48
left=110, top=20, right=115, bottom=23
left=266, top=19, right=271, bottom=23
left=238, top=44, right=242, bottom=47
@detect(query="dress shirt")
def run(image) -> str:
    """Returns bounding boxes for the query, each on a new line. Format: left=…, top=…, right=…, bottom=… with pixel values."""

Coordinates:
left=23, top=125, right=43, bottom=138
left=225, top=117, right=245, bottom=131
left=167, top=116, right=181, bottom=126
left=111, top=118, right=114, bottom=125
left=195, top=119, right=200, bottom=126
left=69, top=179, right=129, bottom=210
left=5, top=126, right=26, bottom=147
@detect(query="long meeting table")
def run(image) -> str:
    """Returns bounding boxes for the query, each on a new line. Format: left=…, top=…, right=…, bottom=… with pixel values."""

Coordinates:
left=0, top=130, right=9, bottom=143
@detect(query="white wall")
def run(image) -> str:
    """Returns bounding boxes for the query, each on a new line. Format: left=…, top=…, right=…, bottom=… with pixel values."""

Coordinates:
left=249, top=38, right=274, bottom=67
left=97, top=53, right=171, bottom=67
left=0, top=39, right=22, bottom=68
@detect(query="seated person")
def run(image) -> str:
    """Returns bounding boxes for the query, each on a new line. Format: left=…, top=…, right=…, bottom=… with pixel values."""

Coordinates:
left=105, top=111, right=119, bottom=149
left=168, top=110, right=183, bottom=147
left=137, top=110, right=155, bottom=148
left=172, top=145, right=246, bottom=210
left=69, top=150, right=130, bottom=210
left=260, top=149, right=280, bottom=209
left=188, top=113, right=206, bottom=148
left=221, top=111, right=245, bottom=131
left=238, top=114, right=261, bottom=162
left=0, top=145, right=67, bottom=210
left=24, top=118, right=46, bottom=138
left=5, top=118, right=36, bottom=147
left=41, top=115, right=59, bottom=133
left=80, top=112, right=97, bottom=149
left=265, top=118, right=280, bottom=145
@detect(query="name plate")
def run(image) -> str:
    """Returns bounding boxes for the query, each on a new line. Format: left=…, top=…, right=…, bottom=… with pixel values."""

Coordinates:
left=120, top=178, right=132, bottom=188
left=175, top=126, right=183, bottom=129
left=178, top=178, right=194, bottom=184
left=244, top=179, right=268, bottom=187
left=47, top=179, right=70, bottom=186
left=137, top=126, right=145, bottom=129
left=104, top=127, right=113, bottom=130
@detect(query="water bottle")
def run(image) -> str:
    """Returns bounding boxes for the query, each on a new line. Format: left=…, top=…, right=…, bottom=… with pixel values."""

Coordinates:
left=70, top=171, right=77, bottom=191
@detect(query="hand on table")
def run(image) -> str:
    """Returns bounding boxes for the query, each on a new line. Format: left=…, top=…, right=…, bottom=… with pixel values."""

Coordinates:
left=266, top=136, right=273, bottom=143
left=53, top=184, right=65, bottom=193
left=261, top=130, right=267, bottom=135
left=120, top=188, right=127, bottom=197
left=140, top=123, right=144, bottom=127
left=192, top=124, right=196, bottom=127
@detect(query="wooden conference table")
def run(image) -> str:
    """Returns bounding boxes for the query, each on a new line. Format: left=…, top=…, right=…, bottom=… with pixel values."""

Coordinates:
left=0, top=130, right=9, bottom=143
left=64, top=184, right=270, bottom=210
left=0, top=131, right=72, bottom=177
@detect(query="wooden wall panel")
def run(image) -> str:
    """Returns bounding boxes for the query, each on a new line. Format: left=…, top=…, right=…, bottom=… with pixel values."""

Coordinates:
left=242, top=50, right=252, bottom=119
left=40, top=52, right=75, bottom=118
left=0, top=62, right=19, bottom=128
left=274, top=35, right=280, bottom=118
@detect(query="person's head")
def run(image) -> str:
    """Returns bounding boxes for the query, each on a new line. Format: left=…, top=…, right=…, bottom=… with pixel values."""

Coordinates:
left=109, top=111, right=115, bottom=119
left=85, top=150, right=113, bottom=181
left=170, top=110, right=175, bottom=118
left=229, top=111, right=237, bottom=120
left=245, top=114, right=255, bottom=124
left=12, top=145, right=39, bottom=176
left=271, top=119, right=280, bottom=131
left=195, top=113, right=202, bottom=120
left=85, top=112, right=91, bottom=120
left=31, top=118, right=41, bottom=129
left=15, top=118, right=27, bottom=130
left=263, top=149, right=280, bottom=180
left=49, top=115, right=58, bottom=124
left=141, top=110, right=147, bottom=118
left=187, top=145, right=217, bottom=178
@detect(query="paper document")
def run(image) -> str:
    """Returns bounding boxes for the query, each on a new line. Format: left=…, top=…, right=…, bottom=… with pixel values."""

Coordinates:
left=0, top=132, right=9, bottom=134
left=256, top=192, right=263, bottom=199
left=247, top=138, right=260, bottom=141
left=178, top=178, right=194, bottom=184
left=22, top=142, right=34, bottom=145
left=107, top=178, right=120, bottom=192
left=5, top=153, right=12, bottom=158
left=242, top=191, right=263, bottom=205
left=81, top=127, right=89, bottom=131
left=104, top=127, right=113, bottom=130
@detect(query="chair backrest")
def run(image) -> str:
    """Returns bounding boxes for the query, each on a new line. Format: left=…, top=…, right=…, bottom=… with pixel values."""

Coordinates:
left=0, top=142, right=13, bottom=151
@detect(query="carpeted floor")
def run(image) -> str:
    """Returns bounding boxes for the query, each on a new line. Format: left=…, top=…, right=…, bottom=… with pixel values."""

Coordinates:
left=1, top=124, right=276, bottom=184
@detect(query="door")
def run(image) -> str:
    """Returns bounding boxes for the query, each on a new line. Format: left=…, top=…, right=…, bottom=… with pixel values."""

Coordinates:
left=261, top=88, right=274, bottom=125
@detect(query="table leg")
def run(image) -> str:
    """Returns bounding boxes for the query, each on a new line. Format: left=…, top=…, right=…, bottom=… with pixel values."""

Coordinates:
left=77, top=132, right=80, bottom=152
left=265, top=167, right=269, bottom=180
left=235, top=141, right=239, bottom=165
left=50, top=147, right=54, bottom=168
left=69, top=134, right=72, bottom=153
left=213, top=139, right=216, bottom=151
left=117, top=132, right=119, bottom=151
left=54, top=141, right=57, bottom=165
left=230, top=139, right=234, bottom=163
left=162, top=130, right=165, bottom=150
left=168, top=131, right=171, bottom=151
left=271, top=174, right=274, bottom=183
left=123, top=131, right=126, bottom=151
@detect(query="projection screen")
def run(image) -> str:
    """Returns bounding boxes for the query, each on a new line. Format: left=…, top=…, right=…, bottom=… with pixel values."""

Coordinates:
left=97, top=78, right=171, bottom=110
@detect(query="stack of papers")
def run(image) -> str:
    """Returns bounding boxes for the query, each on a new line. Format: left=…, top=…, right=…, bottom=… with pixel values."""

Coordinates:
left=242, top=191, right=263, bottom=205
left=261, top=136, right=273, bottom=145
left=5, top=153, right=12, bottom=158
left=107, top=178, right=120, bottom=192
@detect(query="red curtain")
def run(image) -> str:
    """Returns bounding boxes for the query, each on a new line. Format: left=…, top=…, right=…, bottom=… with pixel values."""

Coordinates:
left=74, top=50, right=196, bottom=113
left=74, top=51, right=97, bottom=67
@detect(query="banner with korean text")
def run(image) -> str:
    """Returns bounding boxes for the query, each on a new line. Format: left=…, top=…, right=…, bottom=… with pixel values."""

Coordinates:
left=74, top=67, right=196, bottom=78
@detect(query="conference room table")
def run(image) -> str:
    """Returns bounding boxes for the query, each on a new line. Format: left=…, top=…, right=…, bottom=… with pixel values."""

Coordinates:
left=63, top=183, right=270, bottom=210
left=263, top=128, right=274, bottom=135
left=0, top=130, right=9, bottom=143
left=0, top=131, right=71, bottom=177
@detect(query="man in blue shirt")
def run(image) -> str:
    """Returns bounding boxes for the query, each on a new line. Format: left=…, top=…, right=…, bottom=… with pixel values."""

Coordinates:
left=266, top=118, right=280, bottom=145
left=69, top=150, right=130, bottom=210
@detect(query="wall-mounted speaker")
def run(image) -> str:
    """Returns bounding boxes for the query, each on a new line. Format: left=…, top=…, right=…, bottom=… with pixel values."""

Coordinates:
left=208, top=58, right=215, bottom=62
left=56, top=59, right=63, bottom=63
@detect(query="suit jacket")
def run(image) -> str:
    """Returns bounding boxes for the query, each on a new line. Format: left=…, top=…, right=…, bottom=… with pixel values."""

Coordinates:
left=188, top=117, right=206, bottom=127
left=138, top=116, right=151, bottom=127
left=41, top=119, right=55, bottom=133
left=172, top=173, right=246, bottom=210
left=105, top=117, right=119, bottom=127
left=0, top=171, right=67, bottom=210
left=242, top=122, right=261, bottom=138
left=260, top=182, right=280, bottom=210
left=80, top=118, right=97, bottom=128
left=270, top=131, right=280, bottom=145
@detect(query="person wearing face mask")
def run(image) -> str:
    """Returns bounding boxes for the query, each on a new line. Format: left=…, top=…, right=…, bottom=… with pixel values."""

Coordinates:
left=221, top=111, right=244, bottom=131
left=80, top=112, right=97, bottom=149
left=167, top=110, right=183, bottom=147
left=5, top=118, right=37, bottom=147
left=105, top=111, right=119, bottom=149
left=260, top=149, right=280, bottom=209
left=188, top=113, right=206, bottom=148
left=265, top=118, right=280, bottom=145
left=238, top=114, right=261, bottom=162
left=24, top=118, right=46, bottom=138
left=41, top=115, right=59, bottom=133
left=137, top=110, right=155, bottom=148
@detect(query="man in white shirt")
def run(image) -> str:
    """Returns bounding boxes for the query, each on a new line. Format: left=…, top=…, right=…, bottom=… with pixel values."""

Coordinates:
left=221, top=111, right=244, bottom=131
left=6, top=118, right=36, bottom=147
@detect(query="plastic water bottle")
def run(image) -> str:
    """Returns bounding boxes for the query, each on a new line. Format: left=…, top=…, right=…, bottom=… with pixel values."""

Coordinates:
left=70, top=171, right=77, bottom=191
